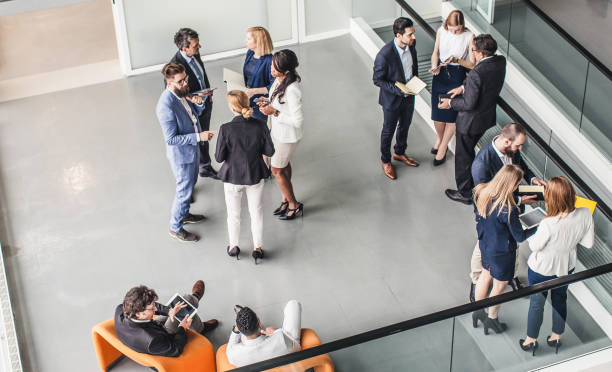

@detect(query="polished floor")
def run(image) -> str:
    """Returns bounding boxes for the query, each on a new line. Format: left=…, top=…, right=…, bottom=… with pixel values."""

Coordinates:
left=0, top=35, right=604, bottom=371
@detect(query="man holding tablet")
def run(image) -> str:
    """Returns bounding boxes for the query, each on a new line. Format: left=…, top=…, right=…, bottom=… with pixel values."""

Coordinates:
left=114, top=281, right=218, bottom=357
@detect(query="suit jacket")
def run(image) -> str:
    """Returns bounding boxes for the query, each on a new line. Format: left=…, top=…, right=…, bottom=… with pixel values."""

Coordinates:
left=156, top=89, right=205, bottom=164
left=471, top=141, right=535, bottom=187
left=373, top=40, right=418, bottom=111
left=114, top=304, right=187, bottom=357
left=169, top=51, right=212, bottom=117
left=451, top=55, right=506, bottom=136
left=476, top=204, right=535, bottom=259
left=215, top=115, right=275, bottom=185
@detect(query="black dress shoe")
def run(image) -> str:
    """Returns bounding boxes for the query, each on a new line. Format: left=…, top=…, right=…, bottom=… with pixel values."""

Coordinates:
left=199, top=167, right=219, bottom=179
left=431, top=147, right=438, bottom=155
left=510, top=277, right=523, bottom=291
left=519, top=339, right=538, bottom=356
left=484, top=317, right=508, bottom=335
left=433, top=154, right=447, bottom=167
left=182, top=213, right=206, bottom=224
left=445, top=189, right=472, bottom=205
left=469, top=283, right=476, bottom=303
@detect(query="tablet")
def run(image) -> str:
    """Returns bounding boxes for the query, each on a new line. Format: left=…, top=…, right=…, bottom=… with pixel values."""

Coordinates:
left=192, top=87, right=216, bottom=95
left=519, top=207, right=546, bottom=229
left=166, top=293, right=198, bottom=322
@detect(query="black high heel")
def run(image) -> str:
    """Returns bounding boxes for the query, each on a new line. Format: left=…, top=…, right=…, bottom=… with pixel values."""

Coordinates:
left=252, top=248, right=264, bottom=264
left=547, top=336, right=562, bottom=354
left=472, top=309, right=486, bottom=328
left=433, top=153, right=447, bottom=166
left=273, top=201, right=289, bottom=216
left=430, top=147, right=438, bottom=155
left=227, top=246, right=240, bottom=260
left=519, top=339, right=538, bottom=356
left=484, top=317, right=507, bottom=335
left=278, top=203, right=303, bottom=220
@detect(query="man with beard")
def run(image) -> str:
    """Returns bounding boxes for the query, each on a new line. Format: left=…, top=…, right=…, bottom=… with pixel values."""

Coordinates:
left=157, top=63, right=215, bottom=242
left=468, top=122, right=547, bottom=301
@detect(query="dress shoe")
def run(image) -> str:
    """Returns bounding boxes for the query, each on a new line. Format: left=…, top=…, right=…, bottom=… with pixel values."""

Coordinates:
left=472, top=309, right=486, bottom=328
left=227, top=246, right=240, bottom=260
left=393, top=153, right=420, bottom=167
left=510, top=277, right=523, bottom=291
left=445, top=189, right=472, bottom=205
left=381, top=162, right=396, bottom=179
left=192, top=280, right=205, bottom=301
left=484, top=317, right=508, bottom=335
left=199, top=167, right=219, bottom=179
left=278, top=203, right=303, bottom=220
left=169, top=228, right=199, bottom=242
left=182, top=213, right=206, bottom=224
left=519, top=339, right=538, bottom=356
left=252, top=248, right=265, bottom=265
left=469, top=283, right=476, bottom=303
left=201, top=319, right=219, bottom=334
left=431, top=147, right=438, bottom=155
left=433, top=153, right=447, bottom=166
left=546, top=335, right=562, bottom=354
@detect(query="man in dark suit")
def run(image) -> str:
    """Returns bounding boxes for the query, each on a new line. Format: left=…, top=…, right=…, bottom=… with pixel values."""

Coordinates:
left=169, top=28, right=218, bottom=179
left=373, top=17, right=420, bottom=180
left=438, top=34, right=506, bottom=204
left=114, top=282, right=218, bottom=357
left=467, top=122, right=547, bottom=301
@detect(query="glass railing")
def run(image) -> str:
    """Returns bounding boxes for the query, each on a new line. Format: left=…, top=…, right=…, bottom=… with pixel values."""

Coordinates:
left=448, top=0, right=612, bottom=162
left=230, top=264, right=612, bottom=371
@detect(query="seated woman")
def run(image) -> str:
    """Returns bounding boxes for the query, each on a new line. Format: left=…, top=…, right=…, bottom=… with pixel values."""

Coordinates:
left=215, top=90, right=275, bottom=264
left=519, top=177, right=594, bottom=355
left=472, top=165, right=536, bottom=334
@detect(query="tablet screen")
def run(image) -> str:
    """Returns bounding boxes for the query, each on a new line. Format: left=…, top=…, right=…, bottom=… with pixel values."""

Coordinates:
left=167, top=294, right=197, bottom=322
left=519, top=208, right=546, bottom=228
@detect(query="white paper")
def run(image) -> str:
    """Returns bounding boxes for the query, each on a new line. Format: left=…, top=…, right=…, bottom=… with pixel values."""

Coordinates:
left=223, top=68, right=247, bottom=92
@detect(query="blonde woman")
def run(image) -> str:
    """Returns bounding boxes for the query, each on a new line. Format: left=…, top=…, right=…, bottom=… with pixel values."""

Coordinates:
left=519, top=177, right=594, bottom=355
left=215, top=91, right=275, bottom=264
left=244, top=26, right=275, bottom=122
left=472, top=165, right=536, bottom=334
left=429, top=10, right=474, bottom=166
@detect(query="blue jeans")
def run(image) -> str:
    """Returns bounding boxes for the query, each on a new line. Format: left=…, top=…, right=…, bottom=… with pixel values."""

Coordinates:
left=526, top=267, right=573, bottom=338
left=169, top=154, right=199, bottom=232
left=380, top=96, right=415, bottom=163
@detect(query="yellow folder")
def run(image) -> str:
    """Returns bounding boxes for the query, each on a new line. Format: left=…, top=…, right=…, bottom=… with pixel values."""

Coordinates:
left=575, top=196, right=597, bottom=214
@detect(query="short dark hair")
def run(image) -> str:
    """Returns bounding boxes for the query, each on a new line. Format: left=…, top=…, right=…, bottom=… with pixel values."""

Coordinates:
left=236, top=307, right=259, bottom=336
left=122, top=285, right=158, bottom=319
left=174, top=28, right=199, bottom=50
left=393, top=17, right=414, bottom=36
left=161, top=62, right=185, bottom=80
left=500, top=122, right=526, bottom=141
left=473, top=34, right=497, bottom=57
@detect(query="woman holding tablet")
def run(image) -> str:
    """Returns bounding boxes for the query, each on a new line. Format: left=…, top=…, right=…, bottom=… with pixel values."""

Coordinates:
left=472, top=165, right=536, bottom=335
left=519, top=177, right=594, bottom=355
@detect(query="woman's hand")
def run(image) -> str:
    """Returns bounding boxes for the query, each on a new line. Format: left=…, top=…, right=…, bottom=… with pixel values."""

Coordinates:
left=245, top=87, right=267, bottom=98
left=259, top=104, right=277, bottom=116
left=429, top=65, right=441, bottom=75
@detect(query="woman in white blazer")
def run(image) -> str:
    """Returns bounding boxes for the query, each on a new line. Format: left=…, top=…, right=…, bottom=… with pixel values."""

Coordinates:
left=259, top=49, right=304, bottom=220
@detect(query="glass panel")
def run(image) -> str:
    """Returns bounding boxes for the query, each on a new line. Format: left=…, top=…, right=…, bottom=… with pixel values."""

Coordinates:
left=449, top=0, right=511, bottom=54
left=352, top=0, right=398, bottom=29
left=580, top=64, right=612, bottom=161
left=303, top=0, right=351, bottom=36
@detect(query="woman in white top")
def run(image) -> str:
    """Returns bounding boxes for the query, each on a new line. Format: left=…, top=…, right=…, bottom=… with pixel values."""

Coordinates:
left=519, top=177, right=594, bottom=356
left=429, top=10, right=474, bottom=166
left=259, top=49, right=304, bottom=220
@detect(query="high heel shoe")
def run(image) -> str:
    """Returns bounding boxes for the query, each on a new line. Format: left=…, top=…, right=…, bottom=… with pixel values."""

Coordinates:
left=472, top=309, right=486, bottom=328
left=252, top=248, right=264, bottom=264
left=430, top=147, right=438, bottom=155
left=433, top=153, right=447, bottom=166
left=278, top=203, right=303, bottom=220
left=483, top=317, right=508, bottom=335
left=273, top=201, right=289, bottom=216
left=519, top=339, right=538, bottom=356
left=546, top=336, right=562, bottom=354
left=227, top=246, right=240, bottom=260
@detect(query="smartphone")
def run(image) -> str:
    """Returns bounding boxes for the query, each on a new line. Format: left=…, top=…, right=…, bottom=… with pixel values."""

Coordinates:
left=438, top=93, right=451, bottom=103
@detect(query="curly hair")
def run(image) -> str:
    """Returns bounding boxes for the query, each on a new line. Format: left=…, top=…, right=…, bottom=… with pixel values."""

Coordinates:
left=122, top=285, right=158, bottom=319
left=174, top=28, right=199, bottom=50
left=236, top=307, right=259, bottom=336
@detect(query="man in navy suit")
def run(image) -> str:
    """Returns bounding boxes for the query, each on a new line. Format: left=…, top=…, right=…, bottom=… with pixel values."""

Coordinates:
left=169, top=28, right=218, bottom=179
left=157, top=63, right=215, bottom=242
left=373, top=17, right=420, bottom=180
left=468, top=122, right=547, bottom=301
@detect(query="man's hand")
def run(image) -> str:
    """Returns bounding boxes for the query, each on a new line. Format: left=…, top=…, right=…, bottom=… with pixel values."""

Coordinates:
left=448, top=86, right=464, bottom=98
left=438, top=98, right=452, bottom=109
left=521, top=194, right=538, bottom=205
left=261, top=327, right=277, bottom=335
left=532, top=178, right=548, bottom=188
left=259, top=104, right=276, bottom=116
left=186, top=95, right=203, bottom=105
left=199, top=130, right=215, bottom=142
left=179, top=316, right=193, bottom=330
left=169, top=301, right=186, bottom=322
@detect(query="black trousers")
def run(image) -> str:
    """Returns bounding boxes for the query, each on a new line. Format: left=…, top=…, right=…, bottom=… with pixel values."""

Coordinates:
left=198, top=102, right=213, bottom=172
left=454, top=131, right=484, bottom=197
left=380, top=96, right=415, bottom=163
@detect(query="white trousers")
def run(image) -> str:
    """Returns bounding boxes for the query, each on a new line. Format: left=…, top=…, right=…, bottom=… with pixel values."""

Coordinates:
left=224, top=180, right=264, bottom=248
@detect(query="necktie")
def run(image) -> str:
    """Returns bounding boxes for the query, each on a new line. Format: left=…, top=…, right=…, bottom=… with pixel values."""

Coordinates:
left=189, top=59, right=204, bottom=90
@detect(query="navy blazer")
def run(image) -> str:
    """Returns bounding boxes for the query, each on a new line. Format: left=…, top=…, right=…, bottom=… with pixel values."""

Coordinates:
left=476, top=204, right=536, bottom=258
left=373, top=40, right=418, bottom=111
left=169, top=51, right=212, bottom=117
left=471, top=141, right=536, bottom=187
left=243, top=50, right=274, bottom=120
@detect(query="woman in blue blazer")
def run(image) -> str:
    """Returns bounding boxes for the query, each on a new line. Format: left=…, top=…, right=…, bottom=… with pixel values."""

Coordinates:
left=472, top=165, right=536, bottom=335
left=244, top=26, right=275, bottom=122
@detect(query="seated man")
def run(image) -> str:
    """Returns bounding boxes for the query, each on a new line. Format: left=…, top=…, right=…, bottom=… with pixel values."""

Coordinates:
left=114, top=281, right=218, bottom=357
left=226, top=300, right=302, bottom=366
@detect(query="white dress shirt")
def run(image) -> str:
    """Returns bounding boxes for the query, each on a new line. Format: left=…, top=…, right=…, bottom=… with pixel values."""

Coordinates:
left=394, top=40, right=413, bottom=82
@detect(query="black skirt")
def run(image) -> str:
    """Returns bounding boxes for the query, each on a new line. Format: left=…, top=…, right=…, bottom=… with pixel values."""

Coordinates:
left=431, top=64, right=466, bottom=122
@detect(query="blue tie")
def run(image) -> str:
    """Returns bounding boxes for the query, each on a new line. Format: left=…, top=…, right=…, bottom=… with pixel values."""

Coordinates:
left=189, top=59, right=204, bottom=90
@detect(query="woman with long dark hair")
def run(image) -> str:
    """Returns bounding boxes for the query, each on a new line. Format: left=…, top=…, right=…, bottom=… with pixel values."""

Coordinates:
left=258, top=49, right=304, bottom=220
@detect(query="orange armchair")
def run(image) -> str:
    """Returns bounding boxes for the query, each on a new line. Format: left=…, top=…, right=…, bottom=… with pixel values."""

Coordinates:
left=92, top=318, right=216, bottom=372
left=216, top=328, right=334, bottom=372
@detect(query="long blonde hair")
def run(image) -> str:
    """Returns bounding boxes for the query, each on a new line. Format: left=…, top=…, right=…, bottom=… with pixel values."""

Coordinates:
left=247, top=26, right=273, bottom=56
left=474, top=165, right=524, bottom=219
left=226, top=90, right=253, bottom=119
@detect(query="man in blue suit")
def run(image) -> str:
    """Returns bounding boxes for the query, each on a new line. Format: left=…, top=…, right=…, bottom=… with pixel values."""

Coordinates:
left=373, top=17, right=420, bottom=180
left=157, top=63, right=215, bottom=242
left=468, top=122, right=547, bottom=300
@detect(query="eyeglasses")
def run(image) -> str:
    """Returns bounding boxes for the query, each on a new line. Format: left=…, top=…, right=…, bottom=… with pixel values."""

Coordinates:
left=144, top=305, right=157, bottom=312
left=176, top=76, right=189, bottom=85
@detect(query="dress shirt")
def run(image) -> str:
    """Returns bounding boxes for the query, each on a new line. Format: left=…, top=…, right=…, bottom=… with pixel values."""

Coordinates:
left=491, top=135, right=537, bottom=188
left=180, top=51, right=205, bottom=90
left=226, top=329, right=298, bottom=367
left=394, top=40, right=413, bottom=82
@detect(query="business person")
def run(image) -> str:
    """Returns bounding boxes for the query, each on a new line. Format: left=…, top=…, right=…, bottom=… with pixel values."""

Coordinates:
left=429, top=10, right=473, bottom=166
left=244, top=26, right=275, bottom=122
left=468, top=123, right=547, bottom=301
left=519, top=177, right=594, bottom=356
left=156, top=63, right=214, bottom=242
left=258, top=49, right=304, bottom=220
left=215, top=90, right=274, bottom=264
left=471, top=165, right=536, bottom=335
left=373, top=17, right=420, bottom=180
left=439, top=34, right=506, bottom=204
left=169, top=28, right=218, bottom=179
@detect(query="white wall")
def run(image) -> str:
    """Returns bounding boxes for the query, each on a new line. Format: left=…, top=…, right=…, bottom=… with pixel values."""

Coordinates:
left=303, top=0, right=351, bottom=36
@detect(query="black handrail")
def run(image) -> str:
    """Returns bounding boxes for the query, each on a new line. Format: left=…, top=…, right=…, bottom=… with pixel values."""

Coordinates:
left=230, top=263, right=612, bottom=371
left=394, top=0, right=612, bottom=221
